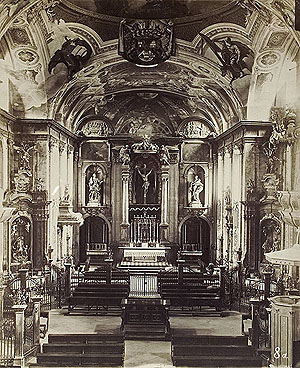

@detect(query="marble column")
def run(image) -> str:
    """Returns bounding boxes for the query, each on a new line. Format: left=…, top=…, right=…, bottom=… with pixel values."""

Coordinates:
left=67, top=145, right=74, bottom=202
left=160, top=166, right=169, bottom=243
left=161, top=167, right=169, bottom=226
left=217, top=150, right=224, bottom=261
left=224, top=146, right=232, bottom=261
left=120, top=166, right=130, bottom=242
left=232, top=144, right=243, bottom=263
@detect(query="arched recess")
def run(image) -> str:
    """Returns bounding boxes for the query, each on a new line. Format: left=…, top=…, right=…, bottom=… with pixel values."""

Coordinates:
left=184, top=165, right=208, bottom=207
left=259, top=216, right=281, bottom=267
left=10, top=215, right=32, bottom=272
left=179, top=216, right=211, bottom=265
left=84, top=164, right=107, bottom=206
left=130, top=155, right=160, bottom=205
left=79, top=215, right=110, bottom=263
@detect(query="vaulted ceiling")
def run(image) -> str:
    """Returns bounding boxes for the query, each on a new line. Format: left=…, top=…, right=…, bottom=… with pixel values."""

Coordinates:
left=0, top=0, right=298, bottom=136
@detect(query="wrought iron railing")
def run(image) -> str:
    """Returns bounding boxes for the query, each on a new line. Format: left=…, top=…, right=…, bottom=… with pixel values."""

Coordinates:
left=129, top=272, right=158, bottom=297
left=0, top=312, right=15, bottom=367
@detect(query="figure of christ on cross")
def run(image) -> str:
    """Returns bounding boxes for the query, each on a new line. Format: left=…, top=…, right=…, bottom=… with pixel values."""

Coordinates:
left=137, top=164, right=153, bottom=204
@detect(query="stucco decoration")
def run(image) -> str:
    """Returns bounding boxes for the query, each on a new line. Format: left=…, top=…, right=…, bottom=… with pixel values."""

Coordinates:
left=79, top=120, right=112, bottom=137
left=11, top=216, right=31, bottom=264
left=179, top=120, right=215, bottom=139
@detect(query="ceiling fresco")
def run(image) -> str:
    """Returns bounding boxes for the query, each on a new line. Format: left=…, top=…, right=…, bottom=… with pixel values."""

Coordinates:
left=67, top=0, right=234, bottom=19
left=0, top=0, right=296, bottom=131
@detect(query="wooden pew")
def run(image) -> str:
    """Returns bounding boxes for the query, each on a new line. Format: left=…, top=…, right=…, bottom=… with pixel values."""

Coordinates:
left=68, top=283, right=130, bottom=313
left=158, top=268, right=222, bottom=311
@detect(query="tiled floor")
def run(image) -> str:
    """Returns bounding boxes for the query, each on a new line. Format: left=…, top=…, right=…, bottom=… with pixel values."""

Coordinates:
left=32, top=308, right=244, bottom=368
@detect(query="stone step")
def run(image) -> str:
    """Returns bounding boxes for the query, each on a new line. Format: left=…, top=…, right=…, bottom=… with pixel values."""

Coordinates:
left=172, top=334, right=248, bottom=346
left=43, top=343, right=124, bottom=354
left=172, top=355, right=263, bottom=367
left=173, top=344, right=255, bottom=356
left=48, top=334, right=124, bottom=344
left=36, top=353, right=123, bottom=366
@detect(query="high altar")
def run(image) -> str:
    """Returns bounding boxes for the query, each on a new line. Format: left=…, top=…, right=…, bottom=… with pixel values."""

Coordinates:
left=78, top=133, right=211, bottom=269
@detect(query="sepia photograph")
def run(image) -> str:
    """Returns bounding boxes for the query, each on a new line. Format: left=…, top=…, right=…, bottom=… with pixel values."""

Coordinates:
left=0, top=0, right=300, bottom=368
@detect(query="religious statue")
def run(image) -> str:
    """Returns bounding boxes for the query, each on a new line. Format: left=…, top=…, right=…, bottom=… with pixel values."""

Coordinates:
left=119, top=145, right=130, bottom=165
left=189, top=175, right=204, bottom=206
left=12, top=235, right=29, bottom=263
left=160, top=145, right=170, bottom=165
left=88, top=173, right=103, bottom=204
left=137, top=164, right=153, bottom=204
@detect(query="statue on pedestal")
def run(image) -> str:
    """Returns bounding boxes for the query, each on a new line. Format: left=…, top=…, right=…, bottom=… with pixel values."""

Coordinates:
left=189, top=175, right=204, bottom=206
left=88, top=173, right=103, bottom=205
left=119, top=145, right=130, bottom=165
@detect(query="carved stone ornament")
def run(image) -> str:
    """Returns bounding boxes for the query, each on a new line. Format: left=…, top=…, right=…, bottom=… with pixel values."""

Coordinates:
left=35, top=178, right=44, bottom=192
left=263, top=106, right=297, bottom=173
left=14, top=169, right=32, bottom=193
left=119, top=145, right=131, bottom=165
left=160, top=146, right=170, bottom=166
left=261, top=173, right=279, bottom=202
left=131, top=135, right=159, bottom=153
left=14, top=142, right=34, bottom=171
left=179, top=121, right=214, bottom=139
left=119, top=19, right=175, bottom=66
left=80, top=120, right=111, bottom=137
left=11, top=216, right=31, bottom=264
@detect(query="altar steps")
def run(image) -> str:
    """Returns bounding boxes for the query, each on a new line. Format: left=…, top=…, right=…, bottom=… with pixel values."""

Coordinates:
left=124, top=324, right=170, bottom=341
left=118, top=261, right=168, bottom=272
left=30, top=334, right=124, bottom=367
left=171, top=334, right=263, bottom=367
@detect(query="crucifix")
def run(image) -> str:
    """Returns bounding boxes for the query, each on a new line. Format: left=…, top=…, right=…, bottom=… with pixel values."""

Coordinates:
left=137, top=164, right=152, bottom=204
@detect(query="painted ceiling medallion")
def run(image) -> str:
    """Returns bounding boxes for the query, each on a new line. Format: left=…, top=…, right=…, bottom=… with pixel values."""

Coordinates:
left=118, top=19, right=175, bottom=66
left=15, top=48, right=39, bottom=66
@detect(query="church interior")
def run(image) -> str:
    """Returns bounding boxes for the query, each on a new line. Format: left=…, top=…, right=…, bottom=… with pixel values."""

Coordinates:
left=0, top=0, right=300, bottom=367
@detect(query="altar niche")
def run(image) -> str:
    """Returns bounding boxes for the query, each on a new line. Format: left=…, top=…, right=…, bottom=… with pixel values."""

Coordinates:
left=132, top=157, right=159, bottom=205
left=79, top=216, right=109, bottom=262
left=187, top=166, right=205, bottom=207
left=85, top=165, right=104, bottom=206
left=180, top=217, right=210, bottom=264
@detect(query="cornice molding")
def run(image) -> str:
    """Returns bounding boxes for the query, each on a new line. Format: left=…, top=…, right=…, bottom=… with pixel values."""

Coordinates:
left=16, top=118, right=77, bottom=140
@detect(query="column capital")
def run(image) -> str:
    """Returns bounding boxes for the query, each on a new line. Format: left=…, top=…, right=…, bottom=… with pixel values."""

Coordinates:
left=12, top=305, right=27, bottom=312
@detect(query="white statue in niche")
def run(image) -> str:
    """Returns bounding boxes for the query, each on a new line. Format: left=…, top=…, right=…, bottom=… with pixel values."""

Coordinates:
left=189, top=175, right=204, bottom=207
left=88, top=172, right=103, bottom=205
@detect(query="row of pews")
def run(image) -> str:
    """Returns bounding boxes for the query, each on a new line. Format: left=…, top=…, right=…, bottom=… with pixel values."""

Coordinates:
left=68, top=268, right=130, bottom=313
left=158, top=267, right=223, bottom=312
left=68, top=266, right=224, bottom=313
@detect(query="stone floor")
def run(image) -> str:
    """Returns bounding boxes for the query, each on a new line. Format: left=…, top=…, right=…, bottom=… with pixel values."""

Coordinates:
left=29, top=308, right=245, bottom=368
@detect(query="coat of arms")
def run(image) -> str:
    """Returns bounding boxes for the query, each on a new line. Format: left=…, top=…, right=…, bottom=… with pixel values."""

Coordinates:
left=119, top=19, right=175, bottom=66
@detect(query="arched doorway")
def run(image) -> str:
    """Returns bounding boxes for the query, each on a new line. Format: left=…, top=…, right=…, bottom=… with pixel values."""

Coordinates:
left=79, top=217, right=109, bottom=263
left=180, top=217, right=210, bottom=264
